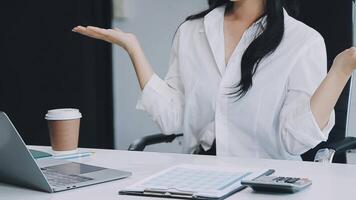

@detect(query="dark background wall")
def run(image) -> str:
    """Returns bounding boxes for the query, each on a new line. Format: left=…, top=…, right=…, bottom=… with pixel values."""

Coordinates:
left=297, top=0, right=354, bottom=162
left=0, top=1, right=114, bottom=148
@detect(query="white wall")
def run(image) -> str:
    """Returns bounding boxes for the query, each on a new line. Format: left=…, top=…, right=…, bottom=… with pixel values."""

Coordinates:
left=112, top=0, right=207, bottom=152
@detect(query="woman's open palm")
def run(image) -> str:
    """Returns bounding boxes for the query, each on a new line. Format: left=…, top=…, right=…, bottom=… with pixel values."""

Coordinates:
left=73, top=25, right=153, bottom=89
left=73, top=26, right=138, bottom=51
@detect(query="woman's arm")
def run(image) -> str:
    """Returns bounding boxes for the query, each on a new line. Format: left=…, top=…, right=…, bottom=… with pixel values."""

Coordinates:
left=311, top=47, right=356, bottom=129
left=74, top=26, right=185, bottom=134
left=73, top=26, right=153, bottom=89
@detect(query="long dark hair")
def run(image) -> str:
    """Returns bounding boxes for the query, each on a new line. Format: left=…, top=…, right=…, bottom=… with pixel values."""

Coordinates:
left=186, top=0, right=299, bottom=99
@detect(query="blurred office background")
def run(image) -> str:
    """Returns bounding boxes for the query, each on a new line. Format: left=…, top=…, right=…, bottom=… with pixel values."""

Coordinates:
left=112, top=0, right=207, bottom=153
left=0, top=0, right=354, bottom=160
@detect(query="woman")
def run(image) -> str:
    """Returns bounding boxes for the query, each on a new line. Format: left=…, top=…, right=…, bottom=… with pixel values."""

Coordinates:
left=73, top=0, right=356, bottom=160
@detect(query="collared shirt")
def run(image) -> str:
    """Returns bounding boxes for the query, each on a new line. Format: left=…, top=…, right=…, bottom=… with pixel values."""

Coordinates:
left=136, top=6, right=335, bottom=160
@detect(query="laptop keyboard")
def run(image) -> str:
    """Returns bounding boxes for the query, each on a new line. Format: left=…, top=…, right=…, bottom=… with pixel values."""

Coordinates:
left=42, top=169, right=93, bottom=187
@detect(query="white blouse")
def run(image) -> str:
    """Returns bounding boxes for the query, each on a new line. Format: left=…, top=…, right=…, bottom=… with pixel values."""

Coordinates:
left=136, top=7, right=335, bottom=160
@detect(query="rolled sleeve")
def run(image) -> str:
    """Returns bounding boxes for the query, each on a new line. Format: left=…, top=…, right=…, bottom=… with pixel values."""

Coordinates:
left=136, top=73, right=184, bottom=134
left=280, top=34, right=335, bottom=156
left=198, top=121, right=216, bottom=151
left=136, top=73, right=175, bottom=112
left=281, top=92, right=335, bottom=155
left=136, top=27, right=184, bottom=134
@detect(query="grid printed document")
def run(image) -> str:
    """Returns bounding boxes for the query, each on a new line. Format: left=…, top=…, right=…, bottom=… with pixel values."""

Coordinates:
left=119, top=165, right=273, bottom=199
left=142, top=167, right=249, bottom=192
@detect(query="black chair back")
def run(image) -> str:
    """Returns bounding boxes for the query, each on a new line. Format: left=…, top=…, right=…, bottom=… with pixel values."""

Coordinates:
left=298, top=0, right=354, bottom=162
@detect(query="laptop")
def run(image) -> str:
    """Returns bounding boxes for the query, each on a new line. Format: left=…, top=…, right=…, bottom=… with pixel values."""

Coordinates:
left=0, top=112, right=132, bottom=193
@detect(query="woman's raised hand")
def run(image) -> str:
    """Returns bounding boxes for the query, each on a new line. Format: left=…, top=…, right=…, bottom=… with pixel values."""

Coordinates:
left=73, top=25, right=153, bottom=89
left=333, top=47, right=356, bottom=75
left=73, top=26, right=138, bottom=53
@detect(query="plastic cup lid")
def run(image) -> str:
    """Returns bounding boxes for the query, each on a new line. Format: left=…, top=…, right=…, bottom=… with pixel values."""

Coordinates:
left=45, top=108, right=82, bottom=120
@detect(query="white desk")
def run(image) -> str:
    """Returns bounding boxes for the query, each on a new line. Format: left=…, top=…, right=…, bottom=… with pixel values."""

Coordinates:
left=1, top=146, right=356, bottom=200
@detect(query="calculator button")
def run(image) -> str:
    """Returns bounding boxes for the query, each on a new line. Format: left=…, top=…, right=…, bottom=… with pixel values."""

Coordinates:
left=273, top=177, right=285, bottom=182
left=284, top=178, right=292, bottom=182
left=285, top=178, right=300, bottom=183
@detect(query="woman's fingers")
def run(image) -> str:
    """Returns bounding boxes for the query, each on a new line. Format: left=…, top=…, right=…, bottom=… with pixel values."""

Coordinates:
left=87, top=27, right=126, bottom=44
left=73, top=26, right=109, bottom=41
left=333, top=47, right=356, bottom=73
left=72, top=26, right=96, bottom=38
left=87, top=26, right=116, bottom=42
left=348, top=47, right=356, bottom=56
left=86, top=26, right=109, bottom=35
left=73, top=26, right=93, bottom=36
left=348, top=47, right=356, bottom=68
left=114, top=27, right=124, bottom=33
left=72, top=25, right=137, bottom=50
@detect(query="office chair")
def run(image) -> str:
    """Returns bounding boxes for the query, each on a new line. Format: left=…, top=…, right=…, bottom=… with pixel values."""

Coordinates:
left=128, top=133, right=356, bottom=163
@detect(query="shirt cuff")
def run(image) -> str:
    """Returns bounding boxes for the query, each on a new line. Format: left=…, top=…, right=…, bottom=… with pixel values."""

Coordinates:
left=136, top=73, right=174, bottom=112
left=199, top=121, right=216, bottom=151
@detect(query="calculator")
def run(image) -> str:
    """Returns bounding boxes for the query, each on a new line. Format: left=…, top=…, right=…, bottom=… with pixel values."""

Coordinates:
left=241, top=175, right=312, bottom=193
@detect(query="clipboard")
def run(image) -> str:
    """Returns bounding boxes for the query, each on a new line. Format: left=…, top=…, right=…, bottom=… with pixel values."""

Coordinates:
left=119, top=165, right=275, bottom=200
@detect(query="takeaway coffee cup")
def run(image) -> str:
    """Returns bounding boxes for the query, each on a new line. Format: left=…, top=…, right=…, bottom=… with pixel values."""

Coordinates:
left=45, top=108, right=82, bottom=154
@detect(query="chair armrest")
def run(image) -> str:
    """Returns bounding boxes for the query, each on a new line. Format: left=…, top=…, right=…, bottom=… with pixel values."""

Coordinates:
left=128, top=133, right=183, bottom=151
left=325, top=137, right=356, bottom=153
left=314, top=137, right=356, bottom=163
